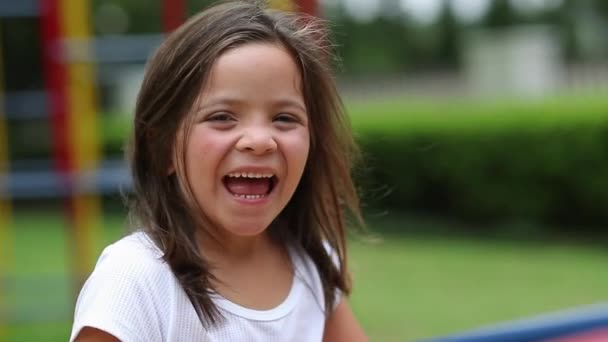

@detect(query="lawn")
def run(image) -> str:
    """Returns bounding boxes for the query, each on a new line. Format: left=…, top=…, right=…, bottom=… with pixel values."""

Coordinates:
left=3, top=209, right=608, bottom=341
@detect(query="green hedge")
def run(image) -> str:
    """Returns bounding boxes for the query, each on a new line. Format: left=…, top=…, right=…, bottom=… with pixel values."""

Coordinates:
left=350, top=96, right=608, bottom=229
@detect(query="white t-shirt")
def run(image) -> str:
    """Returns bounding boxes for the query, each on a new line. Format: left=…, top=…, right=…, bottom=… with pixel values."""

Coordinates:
left=70, top=232, right=337, bottom=342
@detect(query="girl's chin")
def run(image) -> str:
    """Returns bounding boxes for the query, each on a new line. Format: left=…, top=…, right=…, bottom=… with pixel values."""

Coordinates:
left=220, top=221, right=272, bottom=238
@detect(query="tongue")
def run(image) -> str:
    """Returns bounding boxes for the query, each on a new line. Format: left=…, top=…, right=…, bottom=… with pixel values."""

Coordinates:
left=224, top=177, right=271, bottom=195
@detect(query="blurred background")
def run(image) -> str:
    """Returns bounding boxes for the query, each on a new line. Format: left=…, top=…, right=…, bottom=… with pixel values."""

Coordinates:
left=1, top=0, right=608, bottom=341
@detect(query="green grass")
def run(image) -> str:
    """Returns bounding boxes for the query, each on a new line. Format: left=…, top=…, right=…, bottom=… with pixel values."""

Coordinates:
left=3, top=209, right=608, bottom=341
left=349, top=226, right=608, bottom=341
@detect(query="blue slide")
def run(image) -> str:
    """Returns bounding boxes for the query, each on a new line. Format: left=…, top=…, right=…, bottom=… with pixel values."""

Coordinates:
left=422, top=303, right=608, bottom=342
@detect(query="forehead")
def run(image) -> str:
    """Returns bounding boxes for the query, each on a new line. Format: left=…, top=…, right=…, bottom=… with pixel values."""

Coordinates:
left=201, top=42, right=304, bottom=101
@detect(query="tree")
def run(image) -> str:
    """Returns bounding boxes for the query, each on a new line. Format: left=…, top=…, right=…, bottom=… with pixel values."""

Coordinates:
left=556, top=0, right=579, bottom=61
left=482, top=0, right=517, bottom=29
left=436, top=0, right=460, bottom=67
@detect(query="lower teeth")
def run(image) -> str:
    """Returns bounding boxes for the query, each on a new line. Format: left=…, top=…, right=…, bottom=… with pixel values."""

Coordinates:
left=234, top=194, right=264, bottom=199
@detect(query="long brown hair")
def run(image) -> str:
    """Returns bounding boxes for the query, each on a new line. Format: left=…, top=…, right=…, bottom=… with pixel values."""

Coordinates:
left=127, top=0, right=363, bottom=326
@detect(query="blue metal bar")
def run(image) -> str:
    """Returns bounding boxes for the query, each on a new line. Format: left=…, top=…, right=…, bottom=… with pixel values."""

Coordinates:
left=0, top=0, right=38, bottom=18
left=0, top=160, right=131, bottom=199
left=60, top=35, right=164, bottom=63
left=422, top=303, right=608, bottom=342
left=94, top=34, right=163, bottom=63
left=4, top=90, right=48, bottom=120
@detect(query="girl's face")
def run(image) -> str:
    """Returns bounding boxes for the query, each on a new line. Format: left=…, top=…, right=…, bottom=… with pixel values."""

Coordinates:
left=178, top=43, right=310, bottom=240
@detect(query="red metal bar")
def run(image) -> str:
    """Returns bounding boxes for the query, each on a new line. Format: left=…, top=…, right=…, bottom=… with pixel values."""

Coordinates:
left=40, top=0, right=71, bottom=176
left=41, top=0, right=81, bottom=293
left=296, top=0, right=318, bottom=16
left=162, top=0, right=186, bottom=33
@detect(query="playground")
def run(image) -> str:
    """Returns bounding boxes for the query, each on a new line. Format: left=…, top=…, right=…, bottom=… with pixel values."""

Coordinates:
left=2, top=0, right=608, bottom=341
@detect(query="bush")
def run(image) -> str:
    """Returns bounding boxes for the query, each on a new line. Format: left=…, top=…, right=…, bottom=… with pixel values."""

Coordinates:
left=351, top=96, right=608, bottom=229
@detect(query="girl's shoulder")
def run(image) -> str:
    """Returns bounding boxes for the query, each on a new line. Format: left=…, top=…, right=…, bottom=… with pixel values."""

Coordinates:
left=99, top=231, right=164, bottom=264
left=289, top=241, right=339, bottom=276
left=90, top=231, right=169, bottom=280
left=288, top=243, right=330, bottom=312
left=70, top=232, right=184, bottom=342
left=289, top=241, right=342, bottom=313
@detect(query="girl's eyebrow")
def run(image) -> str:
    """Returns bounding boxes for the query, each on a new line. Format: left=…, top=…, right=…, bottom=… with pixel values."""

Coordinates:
left=273, top=98, right=307, bottom=113
left=198, top=97, right=307, bottom=113
left=197, top=97, right=241, bottom=110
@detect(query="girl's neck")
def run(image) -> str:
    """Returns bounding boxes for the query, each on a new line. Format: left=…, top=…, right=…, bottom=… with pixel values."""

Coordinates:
left=198, top=229, right=276, bottom=263
left=200, top=229, right=294, bottom=311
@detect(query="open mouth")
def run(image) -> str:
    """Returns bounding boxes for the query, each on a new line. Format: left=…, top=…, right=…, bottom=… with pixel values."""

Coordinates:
left=222, top=172, right=277, bottom=200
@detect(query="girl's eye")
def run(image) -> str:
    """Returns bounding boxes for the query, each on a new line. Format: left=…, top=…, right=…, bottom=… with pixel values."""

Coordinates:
left=274, top=113, right=299, bottom=123
left=206, top=112, right=235, bottom=122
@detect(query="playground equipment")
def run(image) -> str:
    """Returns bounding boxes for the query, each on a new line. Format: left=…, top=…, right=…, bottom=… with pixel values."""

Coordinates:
left=422, top=303, right=608, bottom=342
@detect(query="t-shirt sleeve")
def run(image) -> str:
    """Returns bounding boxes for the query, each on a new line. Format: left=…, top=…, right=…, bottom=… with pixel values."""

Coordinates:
left=70, top=243, right=165, bottom=342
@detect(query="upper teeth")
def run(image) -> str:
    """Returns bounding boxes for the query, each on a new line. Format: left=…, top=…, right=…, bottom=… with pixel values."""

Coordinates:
left=227, top=172, right=274, bottom=179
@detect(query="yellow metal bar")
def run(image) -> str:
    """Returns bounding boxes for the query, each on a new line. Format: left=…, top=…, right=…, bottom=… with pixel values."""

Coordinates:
left=269, top=0, right=295, bottom=11
left=60, top=0, right=100, bottom=170
left=59, top=0, right=101, bottom=278
left=71, top=195, right=100, bottom=278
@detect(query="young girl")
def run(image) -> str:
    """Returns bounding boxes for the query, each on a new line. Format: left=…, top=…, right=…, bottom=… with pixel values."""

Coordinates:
left=71, top=1, right=367, bottom=341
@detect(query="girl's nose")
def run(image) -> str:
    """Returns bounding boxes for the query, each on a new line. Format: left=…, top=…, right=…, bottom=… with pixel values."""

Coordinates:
left=235, top=127, right=278, bottom=155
